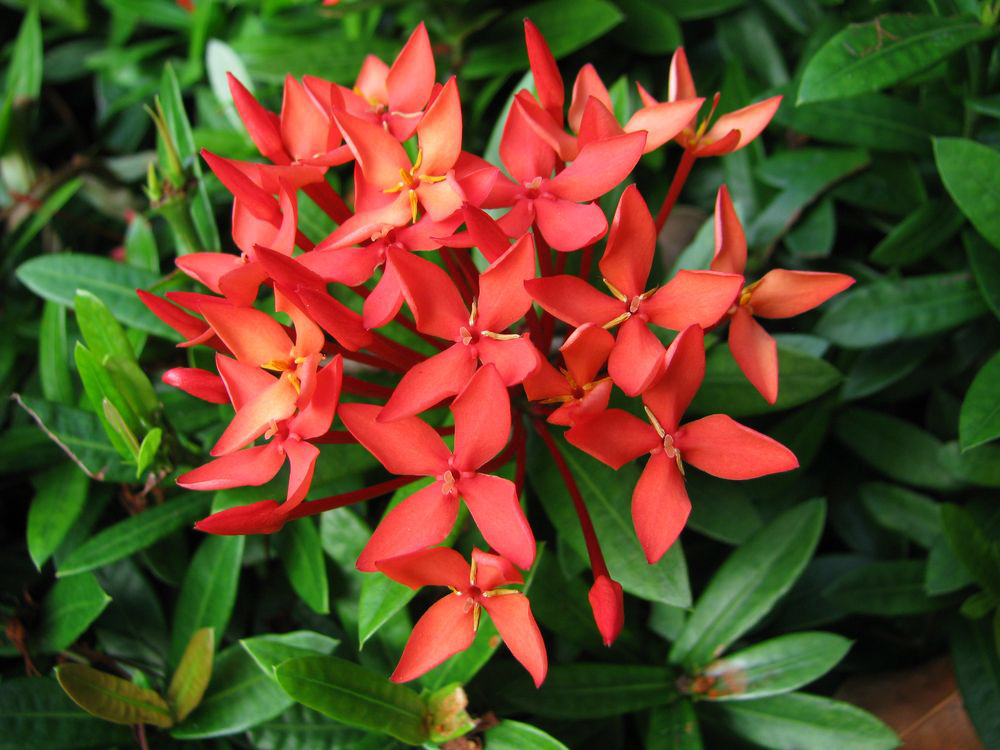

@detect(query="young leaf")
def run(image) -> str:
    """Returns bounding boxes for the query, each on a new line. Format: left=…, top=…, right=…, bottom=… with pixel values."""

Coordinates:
left=276, top=518, right=329, bottom=615
left=485, top=719, right=572, bottom=750
left=274, top=655, right=430, bottom=746
left=935, top=137, right=1000, bottom=251
left=426, top=683, right=475, bottom=744
left=167, top=627, right=215, bottom=723
left=74, top=290, right=136, bottom=363
left=56, top=664, right=174, bottom=728
left=959, top=350, right=1000, bottom=450
left=135, top=427, right=162, bottom=478
left=27, top=461, right=89, bottom=569
left=798, top=15, right=992, bottom=104
left=670, top=499, right=826, bottom=668
left=39, top=301, right=73, bottom=405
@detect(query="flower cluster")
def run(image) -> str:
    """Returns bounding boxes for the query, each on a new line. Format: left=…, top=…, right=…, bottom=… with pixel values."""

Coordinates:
left=140, top=21, right=853, bottom=686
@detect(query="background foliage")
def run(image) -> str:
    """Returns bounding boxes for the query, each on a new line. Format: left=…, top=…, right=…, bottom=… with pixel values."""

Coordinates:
left=1, top=0, right=999, bottom=747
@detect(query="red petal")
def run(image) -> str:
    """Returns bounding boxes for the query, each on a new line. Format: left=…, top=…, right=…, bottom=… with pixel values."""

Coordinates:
left=729, top=307, right=778, bottom=404
left=297, top=288, right=373, bottom=352
left=290, top=355, right=343, bottom=439
left=533, top=196, right=608, bottom=252
left=550, top=379, right=612, bottom=427
left=376, top=546, right=471, bottom=590
left=162, top=367, right=228, bottom=404
left=387, top=22, right=435, bottom=115
left=283, top=438, right=320, bottom=507
left=333, top=109, right=411, bottom=188
left=201, top=151, right=281, bottom=224
left=565, top=409, right=659, bottom=469
left=547, top=132, right=646, bottom=203
left=588, top=575, right=624, bottom=646
left=217, top=260, right=269, bottom=307
left=199, top=301, right=293, bottom=367
left=669, top=48, right=698, bottom=101
left=711, top=184, right=747, bottom=275
left=338, top=402, right=450, bottom=476
left=516, top=91, right=578, bottom=162
left=378, top=343, right=477, bottom=422
left=390, top=594, right=474, bottom=683
left=472, top=548, right=524, bottom=590
left=363, top=263, right=404, bottom=330
left=478, top=234, right=536, bottom=331
left=176, top=253, right=242, bottom=294
left=501, top=100, right=556, bottom=184
left=461, top=205, right=511, bottom=263
left=641, top=325, right=705, bottom=435
left=212, top=376, right=298, bottom=456
left=216, top=354, right=276, bottom=411
left=254, top=244, right=324, bottom=295
left=750, top=269, right=855, bottom=319
left=575, top=97, right=624, bottom=150
left=280, top=74, right=332, bottom=162
left=301, top=246, right=380, bottom=285
left=136, top=289, right=207, bottom=341
left=387, top=245, right=468, bottom=340
left=562, top=322, right=615, bottom=385
left=228, top=73, right=286, bottom=163
left=458, top=474, right=536, bottom=570
left=495, top=197, right=535, bottom=237
left=416, top=179, right=464, bottom=222
left=418, top=77, right=462, bottom=176
left=525, top=275, right=621, bottom=327
left=354, top=55, right=389, bottom=105
left=178, top=443, right=284, bottom=491
left=522, top=359, right=568, bottom=402
left=643, top=270, right=743, bottom=330
left=703, top=96, right=782, bottom=153
left=607, top=316, right=666, bottom=397
left=195, top=499, right=288, bottom=535
left=569, top=64, right=612, bottom=134
left=676, top=414, right=799, bottom=479
left=632, top=451, right=690, bottom=564
left=476, top=335, right=542, bottom=386
left=452, top=364, right=510, bottom=472
left=481, top=592, right=547, bottom=687
left=523, top=19, right=564, bottom=125
left=357, top=483, right=460, bottom=571
left=625, top=98, right=704, bottom=153
left=599, top=184, right=655, bottom=299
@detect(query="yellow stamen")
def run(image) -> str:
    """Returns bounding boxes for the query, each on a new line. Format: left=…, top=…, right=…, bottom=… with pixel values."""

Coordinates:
left=481, top=331, right=520, bottom=341
left=602, top=311, right=631, bottom=330
left=603, top=278, right=627, bottom=302
left=644, top=406, right=665, bottom=439
left=408, top=190, right=419, bottom=224
left=262, top=359, right=291, bottom=372
left=469, top=298, right=478, bottom=327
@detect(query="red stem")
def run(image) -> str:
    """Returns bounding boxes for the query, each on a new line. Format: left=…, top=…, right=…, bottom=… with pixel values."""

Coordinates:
left=304, top=181, right=352, bottom=225
left=532, top=418, right=610, bottom=579
left=342, top=375, right=393, bottom=399
left=654, top=148, right=697, bottom=235
left=294, top=229, right=315, bottom=252
left=364, top=334, right=425, bottom=371
left=514, top=416, right=526, bottom=498
left=287, top=475, right=419, bottom=519
left=312, top=430, right=358, bottom=444
left=579, top=243, right=594, bottom=282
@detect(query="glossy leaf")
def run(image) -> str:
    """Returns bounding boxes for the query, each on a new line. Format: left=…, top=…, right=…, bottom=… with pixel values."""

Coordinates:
left=277, top=518, right=329, bottom=615
left=124, top=213, right=159, bottom=273
left=56, top=663, right=174, bottom=728
left=859, top=482, right=941, bottom=548
left=485, top=719, right=571, bottom=750
left=248, top=703, right=378, bottom=750
left=951, top=615, right=1000, bottom=747
left=167, top=627, right=215, bottom=723
left=647, top=699, right=703, bottom=750
left=824, top=560, right=942, bottom=615
left=358, top=573, right=415, bottom=650
left=240, top=631, right=340, bottom=680
left=611, top=0, right=681, bottom=54
left=39, top=301, right=73, bottom=405
left=57, top=493, right=210, bottom=576
left=0, top=4, right=42, bottom=148
left=35, top=573, right=110, bottom=653
left=959, top=350, right=1000, bottom=450
left=74, top=290, right=136, bottom=363
left=935, top=137, right=1000, bottom=251
left=940, top=504, right=1000, bottom=598
left=27, top=461, right=88, bottom=569
left=274, top=655, right=429, bottom=746
left=136, top=427, right=162, bottom=478
left=798, top=15, right=992, bottom=104
left=966, top=230, right=1000, bottom=321
left=670, top=499, right=826, bottom=668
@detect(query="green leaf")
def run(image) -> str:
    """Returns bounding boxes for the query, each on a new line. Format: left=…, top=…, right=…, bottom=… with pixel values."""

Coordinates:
left=36, top=573, right=111, bottom=653
left=647, top=699, right=703, bottom=749
left=57, top=493, right=210, bottom=576
left=15, top=254, right=175, bottom=337
left=831, top=154, right=927, bottom=216
left=463, top=0, right=624, bottom=78
left=859, top=482, right=942, bottom=548
left=27, top=461, right=88, bottom=569
left=56, top=663, right=174, bottom=728
left=6, top=178, right=83, bottom=266
left=248, top=703, right=377, bottom=750
left=926, top=535, right=975, bottom=595
left=685, top=474, right=762, bottom=545
left=816, top=272, right=986, bottom=348
left=671, top=0, right=744, bottom=20
left=695, top=632, right=852, bottom=701
left=699, top=692, right=898, bottom=749
left=951, top=616, right=1000, bottom=747
left=798, top=14, right=992, bottom=103
left=240, top=631, right=340, bottom=680
left=135, top=427, right=162, bottom=478
left=0, top=677, right=131, bottom=749
left=205, top=38, right=252, bottom=131
left=484, top=719, right=571, bottom=750
left=940, top=504, right=1000, bottom=597
left=610, top=0, right=681, bottom=54
left=841, top=339, right=936, bottom=401
left=74, top=290, right=136, bottom=363
left=670, top=499, right=826, bottom=668
left=530, top=433, right=690, bottom=606
left=690, top=345, right=842, bottom=417
left=948, top=442, right=1000, bottom=487
left=824, top=560, right=942, bottom=615
left=170, top=535, right=244, bottom=668
left=39, top=301, right=73, bottom=405
left=503, top=663, right=672, bottom=718
left=12, top=394, right=132, bottom=482
left=935, top=137, right=1000, bottom=250
left=172, top=644, right=292, bottom=738
left=167, top=627, right=215, bottom=723
left=869, top=199, right=965, bottom=267
left=0, top=3, right=42, bottom=148
left=277, top=518, right=329, bottom=615
left=966, top=230, right=1000, bottom=321
left=833, top=408, right=958, bottom=490
left=124, top=213, right=159, bottom=273
left=74, top=344, right=138, bottom=460
left=274, top=655, right=429, bottom=746
left=358, top=574, right=415, bottom=651
left=960, top=350, right=1000, bottom=450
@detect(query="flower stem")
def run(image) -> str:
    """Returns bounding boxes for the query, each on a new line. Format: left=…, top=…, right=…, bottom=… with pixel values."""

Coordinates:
left=654, top=148, right=696, bottom=235
left=287, top=475, right=419, bottom=519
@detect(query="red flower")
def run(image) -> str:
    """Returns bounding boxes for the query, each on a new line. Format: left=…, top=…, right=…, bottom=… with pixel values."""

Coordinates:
left=377, top=547, right=547, bottom=686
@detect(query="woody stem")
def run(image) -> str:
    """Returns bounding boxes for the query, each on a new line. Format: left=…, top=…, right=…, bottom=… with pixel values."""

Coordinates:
left=654, top=147, right=697, bottom=235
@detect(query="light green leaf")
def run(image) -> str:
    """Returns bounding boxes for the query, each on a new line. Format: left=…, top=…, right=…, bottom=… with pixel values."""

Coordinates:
left=56, top=664, right=173, bottom=728
left=135, top=427, right=162, bottom=478
left=485, top=719, right=571, bottom=750
left=277, top=518, right=329, bottom=615
left=39, top=301, right=73, bottom=405
left=358, top=574, right=415, bottom=651
left=240, top=631, right=340, bottom=680
left=960, top=350, right=1000, bottom=450
left=35, top=573, right=111, bottom=653
left=27, top=462, right=88, bottom=569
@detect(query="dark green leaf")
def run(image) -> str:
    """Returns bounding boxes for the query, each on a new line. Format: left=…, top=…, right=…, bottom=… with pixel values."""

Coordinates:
left=816, top=272, right=986, bottom=348
left=167, top=627, right=215, bottom=723
left=784, top=198, right=835, bottom=258
left=27, top=461, right=89, bottom=569
left=358, top=573, right=415, bottom=651
left=966, top=230, right=1000, bottom=321
left=695, top=632, right=851, bottom=700
left=610, top=0, right=681, bottom=54
left=940, top=504, right=1000, bottom=597
left=647, top=699, right=703, bottom=749
left=15, top=254, right=175, bottom=337
left=0, top=4, right=42, bottom=148
left=685, top=474, right=762, bottom=545
left=859, top=482, right=941, bottom=548
left=249, top=703, right=377, bottom=750
left=690, top=345, right=842, bottom=417
left=6, top=178, right=83, bottom=266
left=935, top=137, right=1000, bottom=250
left=841, top=339, right=936, bottom=401
left=277, top=518, right=329, bottom=615
left=275, top=655, right=429, bottom=746
left=485, top=719, right=571, bottom=750
left=926, top=535, right=975, bottom=595
left=671, top=0, right=744, bottom=19
left=824, top=560, right=942, bottom=615
left=831, top=154, right=927, bottom=216
left=798, top=15, right=992, bottom=103
left=57, top=493, right=211, bottom=576
left=948, top=442, right=1000, bottom=487
left=670, top=499, right=826, bottom=668
left=170, top=535, right=244, bottom=668
left=240, top=631, right=340, bottom=680
left=39, top=301, right=73, bottom=405
left=56, top=663, right=173, bottom=728
left=951, top=616, right=1000, bottom=747
left=869, top=199, right=965, bottom=266
left=959, top=350, right=1000, bottom=450
left=36, top=573, right=110, bottom=653
left=700, top=692, right=897, bottom=749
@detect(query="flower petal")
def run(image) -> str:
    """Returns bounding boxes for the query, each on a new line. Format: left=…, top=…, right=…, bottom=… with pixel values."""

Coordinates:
left=729, top=307, right=778, bottom=404
left=624, top=98, right=704, bottom=153
left=703, top=95, right=782, bottom=153
left=387, top=22, right=435, bottom=115
left=357, top=483, right=460, bottom=571
left=525, top=276, right=622, bottom=328
left=215, top=353, right=276, bottom=410
left=676, top=414, right=799, bottom=479
left=547, top=132, right=646, bottom=203
left=643, top=270, right=742, bottom=330
left=333, top=109, right=411, bottom=188
left=176, top=253, right=242, bottom=294
left=749, top=269, right=855, bottom=319
left=607, top=315, right=666, bottom=397
left=460, top=205, right=511, bottom=263
left=481, top=592, right=547, bottom=687
left=565, top=408, right=659, bottom=469
left=478, top=233, right=536, bottom=332
left=338, top=402, right=450, bottom=476
left=388, top=246, right=468, bottom=341
left=417, top=77, right=462, bottom=176
left=458, top=474, right=536, bottom=571
left=390, top=593, right=474, bottom=683
left=710, top=184, right=747, bottom=275
left=599, top=184, right=655, bottom=300
left=195, top=499, right=288, bottom=535
left=524, top=19, right=564, bottom=125
left=199, top=301, right=293, bottom=367
left=228, top=73, right=286, bottom=163
left=289, top=355, right=343, bottom=439
left=562, top=322, right=615, bottom=386
left=379, top=343, right=477, bottom=422
left=476, top=335, right=542, bottom=386
left=533, top=196, right=608, bottom=252
left=280, top=74, right=333, bottom=162
left=472, top=548, right=524, bottom=590
left=162, top=367, right=229, bottom=404
left=178, top=443, right=284, bottom=491
left=568, top=64, right=613, bottom=135
left=668, top=48, right=698, bottom=102
left=641, top=325, right=704, bottom=435
left=452, top=364, right=510, bottom=472
left=376, top=547, right=471, bottom=590
left=297, top=287, right=373, bottom=352
left=212, top=375, right=298, bottom=456
left=632, top=451, right=690, bottom=564
left=501, top=99, right=557, bottom=184
left=588, top=575, right=624, bottom=646
left=363, top=263, right=405, bottom=330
